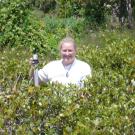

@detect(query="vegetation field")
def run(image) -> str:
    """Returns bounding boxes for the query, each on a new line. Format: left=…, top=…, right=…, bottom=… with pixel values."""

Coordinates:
left=0, top=0, right=135, bottom=134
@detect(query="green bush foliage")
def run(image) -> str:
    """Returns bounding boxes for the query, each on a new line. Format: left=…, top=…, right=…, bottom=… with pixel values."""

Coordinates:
left=0, top=0, right=135, bottom=134
left=44, top=15, right=85, bottom=36
left=0, top=0, right=50, bottom=54
left=55, top=0, right=85, bottom=18
left=0, top=31, right=135, bottom=134
left=0, top=0, right=86, bottom=57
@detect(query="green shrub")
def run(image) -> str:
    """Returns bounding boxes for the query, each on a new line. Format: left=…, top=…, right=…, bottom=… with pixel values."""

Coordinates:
left=0, top=0, right=85, bottom=58
left=0, top=0, right=50, bottom=55
left=44, top=15, right=85, bottom=36
left=55, top=0, right=85, bottom=18
left=0, top=30, right=135, bottom=134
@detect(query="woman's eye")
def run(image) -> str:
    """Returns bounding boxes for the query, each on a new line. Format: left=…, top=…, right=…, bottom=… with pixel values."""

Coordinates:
left=62, top=49, right=72, bottom=52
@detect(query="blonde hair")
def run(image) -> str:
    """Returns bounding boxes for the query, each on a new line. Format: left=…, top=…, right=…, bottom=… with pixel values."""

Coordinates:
left=59, top=37, right=77, bottom=50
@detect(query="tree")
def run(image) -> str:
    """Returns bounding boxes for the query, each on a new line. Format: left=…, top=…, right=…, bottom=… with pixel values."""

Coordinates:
left=126, top=0, right=133, bottom=28
left=108, top=0, right=134, bottom=28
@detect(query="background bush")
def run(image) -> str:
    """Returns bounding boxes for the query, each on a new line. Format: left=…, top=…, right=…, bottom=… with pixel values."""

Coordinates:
left=0, top=0, right=135, bottom=134
left=0, top=0, right=50, bottom=55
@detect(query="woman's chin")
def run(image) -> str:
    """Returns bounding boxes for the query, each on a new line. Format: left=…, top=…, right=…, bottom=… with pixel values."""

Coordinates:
left=63, top=59, right=74, bottom=65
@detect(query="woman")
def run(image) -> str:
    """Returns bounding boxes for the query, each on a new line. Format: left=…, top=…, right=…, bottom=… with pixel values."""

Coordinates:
left=29, top=37, right=92, bottom=87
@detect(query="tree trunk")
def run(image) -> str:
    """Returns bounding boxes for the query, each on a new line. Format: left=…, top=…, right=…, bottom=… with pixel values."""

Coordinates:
left=126, top=0, right=133, bottom=28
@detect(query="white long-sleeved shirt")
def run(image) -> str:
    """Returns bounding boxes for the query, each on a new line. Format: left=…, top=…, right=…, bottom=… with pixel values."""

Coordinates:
left=38, top=59, right=92, bottom=87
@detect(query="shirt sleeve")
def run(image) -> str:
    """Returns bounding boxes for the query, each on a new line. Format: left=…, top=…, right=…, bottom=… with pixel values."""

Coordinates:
left=81, top=64, right=92, bottom=81
left=38, top=66, right=49, bottom=82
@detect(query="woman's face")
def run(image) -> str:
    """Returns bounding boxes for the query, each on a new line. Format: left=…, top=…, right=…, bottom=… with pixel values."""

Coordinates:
left=60, top=42, right=76, bottom=65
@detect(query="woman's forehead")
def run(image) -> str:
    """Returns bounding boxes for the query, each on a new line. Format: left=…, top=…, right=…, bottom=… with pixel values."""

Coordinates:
left=61, top=42, right=75, bottom=49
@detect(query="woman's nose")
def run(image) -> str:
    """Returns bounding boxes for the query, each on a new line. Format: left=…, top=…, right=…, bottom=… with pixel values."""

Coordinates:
left=65, top=51, right=69, bottom=55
